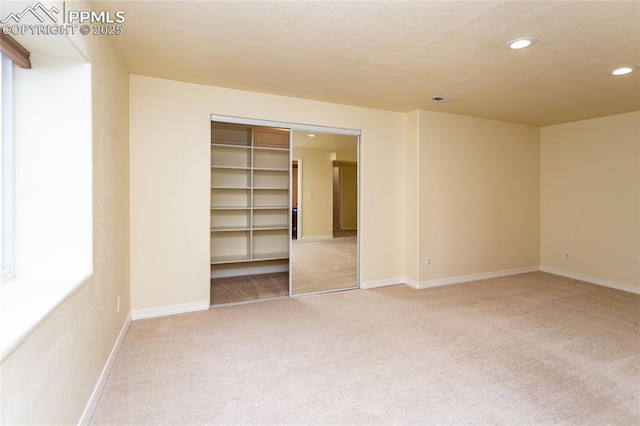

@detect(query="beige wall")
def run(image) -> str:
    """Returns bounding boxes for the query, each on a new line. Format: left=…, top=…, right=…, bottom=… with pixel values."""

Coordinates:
left=292, top=148, right=334, bottom=239
left=404, top=111, right=420, bottom=283
left=1, top=7, right=130, bottom=424
left=129, top=75, right=407, bottom=309
left=417, top=110, right=540, bottom=281
left=541, top=112, right=640, bottom=289
left=334, top=149, right=358, bottom=162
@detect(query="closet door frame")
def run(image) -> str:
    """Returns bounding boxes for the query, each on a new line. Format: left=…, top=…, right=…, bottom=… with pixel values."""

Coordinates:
left=210, top=114, right=362, bottom=296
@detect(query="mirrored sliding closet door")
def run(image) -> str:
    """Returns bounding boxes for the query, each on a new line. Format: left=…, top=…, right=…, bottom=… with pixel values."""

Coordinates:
left=290, top=130, right=359, bottom=295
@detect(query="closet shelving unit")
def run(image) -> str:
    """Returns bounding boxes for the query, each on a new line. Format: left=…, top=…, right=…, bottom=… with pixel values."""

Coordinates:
left=210, top=122, right=290, bottom=270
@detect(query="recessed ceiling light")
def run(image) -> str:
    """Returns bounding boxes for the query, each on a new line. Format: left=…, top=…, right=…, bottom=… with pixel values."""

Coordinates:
left=308, top=134, right=317, bottom=138
left=611, top=66, right=637, bottom=76
left=506, top=37, right=537, bottom=50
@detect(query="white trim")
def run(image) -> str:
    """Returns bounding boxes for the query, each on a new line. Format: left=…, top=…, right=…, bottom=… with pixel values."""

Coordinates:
left=211, top=263, right=288, bottom=278
left=417, top=266, right=540, bottom=289
left=356, top=136, right=360, bottom=290
left=363, top=267, right=639, bottom=295
left=210, top=115, right=361, bottom=136
left=131, top=300, right=209, bottom=321
left=361, top=277, right=406, bottom=289
left=403, top=277, right=419, bottom=289
left=540, top=266, right=640, bottom=295
left=1, top=56, right=15, bottom=283
left=78, top=312, right=131, bottom=426
left=297, top=235, right=334, bottom=242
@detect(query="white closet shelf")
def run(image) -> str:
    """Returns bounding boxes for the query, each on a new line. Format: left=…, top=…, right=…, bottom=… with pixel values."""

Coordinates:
left=252, top=167, right=289, bottom=172
left=253, top=146, right=289, bottom=151
left=253, top=225, right=289, bottom=230
left=211, top=121, right=290, bottom=271
left=252, top=205, right=289, bottom=210
left=211, top=254, right=251, bottom=264
left=211, top=165, right=251, bottom=170
left=251, top=252, right=289, bottom=261
left=211, top=141, right=251, bottom=148
left=210, top=226, right=251, bottom=232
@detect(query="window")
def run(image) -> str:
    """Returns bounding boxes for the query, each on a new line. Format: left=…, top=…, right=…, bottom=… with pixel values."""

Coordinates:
left=0, top=33, right=94, bottom=355
left=1, top=54, right=14, bottom=280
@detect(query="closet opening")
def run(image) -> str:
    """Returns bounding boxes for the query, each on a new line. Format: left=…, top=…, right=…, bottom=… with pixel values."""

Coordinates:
left=209, top=115, right=361, bottom=305
left=210, top=121, right=290, bottom=305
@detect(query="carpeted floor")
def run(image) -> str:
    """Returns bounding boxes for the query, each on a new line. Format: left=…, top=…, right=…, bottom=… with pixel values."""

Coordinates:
left=291, top=236, right=357, bottom=295
left=90, top=272, right=640, bottom=425
left=210, top=235, right=357, bottom=304
left=211, top=272, right=289, bottom=305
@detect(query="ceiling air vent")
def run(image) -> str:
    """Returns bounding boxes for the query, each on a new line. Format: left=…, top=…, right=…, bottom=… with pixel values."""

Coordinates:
left=430, top=96, right=456, bottom=103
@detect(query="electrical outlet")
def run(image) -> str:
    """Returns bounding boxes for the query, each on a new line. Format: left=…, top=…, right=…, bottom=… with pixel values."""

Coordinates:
left=425, top=256, right=431, bottom=267
left=116, top=295, right=121, bottom=313
left=563, top=251, right=571, bottom=260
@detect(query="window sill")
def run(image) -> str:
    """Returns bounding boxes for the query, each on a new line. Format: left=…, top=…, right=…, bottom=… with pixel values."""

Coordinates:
left=0, top=269, right=92, bottom=361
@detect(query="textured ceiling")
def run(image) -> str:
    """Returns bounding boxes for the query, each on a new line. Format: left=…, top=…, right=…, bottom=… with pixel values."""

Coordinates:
left=96, top=0, right=639, bottom=126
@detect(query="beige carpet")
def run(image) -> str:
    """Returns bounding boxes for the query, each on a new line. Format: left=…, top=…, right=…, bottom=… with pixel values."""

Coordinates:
left=211, top=272, right=289, bottom=305
left=291, top=236, right=357, bottom=295
left=90, top=272, right=640, bottom=425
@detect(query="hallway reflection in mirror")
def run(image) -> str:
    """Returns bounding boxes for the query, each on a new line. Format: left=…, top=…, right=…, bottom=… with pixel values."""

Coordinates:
left=290, top=131, right=358, bottom=295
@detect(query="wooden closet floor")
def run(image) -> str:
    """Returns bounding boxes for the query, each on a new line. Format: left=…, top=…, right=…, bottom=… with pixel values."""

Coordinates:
left=211, top=272, right=289, bottom=305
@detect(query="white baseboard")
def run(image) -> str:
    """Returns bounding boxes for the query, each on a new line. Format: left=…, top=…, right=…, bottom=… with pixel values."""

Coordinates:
left=360, top=276, right=406, bottom=289
left=297, top=235, right=334, bottom=242
left=132, top=300, right=210, bottom=320
left=363, top=267, right=639, bottom=295
left=78, top=312, right=131, bottom=426
left=540, top=266, right=640, bottom=295
left=417, top=266, right=540, bottom=289
left=403, top=277, right=419, bottom=289
left=211, top=264, right=289, bottom=278
left=359, top=268, right=539, bottom=291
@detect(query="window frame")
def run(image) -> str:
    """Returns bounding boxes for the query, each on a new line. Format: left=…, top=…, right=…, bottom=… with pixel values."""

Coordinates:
left=2, top=53, right=15, bottom=281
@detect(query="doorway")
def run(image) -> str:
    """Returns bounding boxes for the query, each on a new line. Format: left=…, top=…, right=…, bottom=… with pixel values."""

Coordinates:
left=292, top=159, right=300, bottom=240
left=332, top=162, right=357, bottom=238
